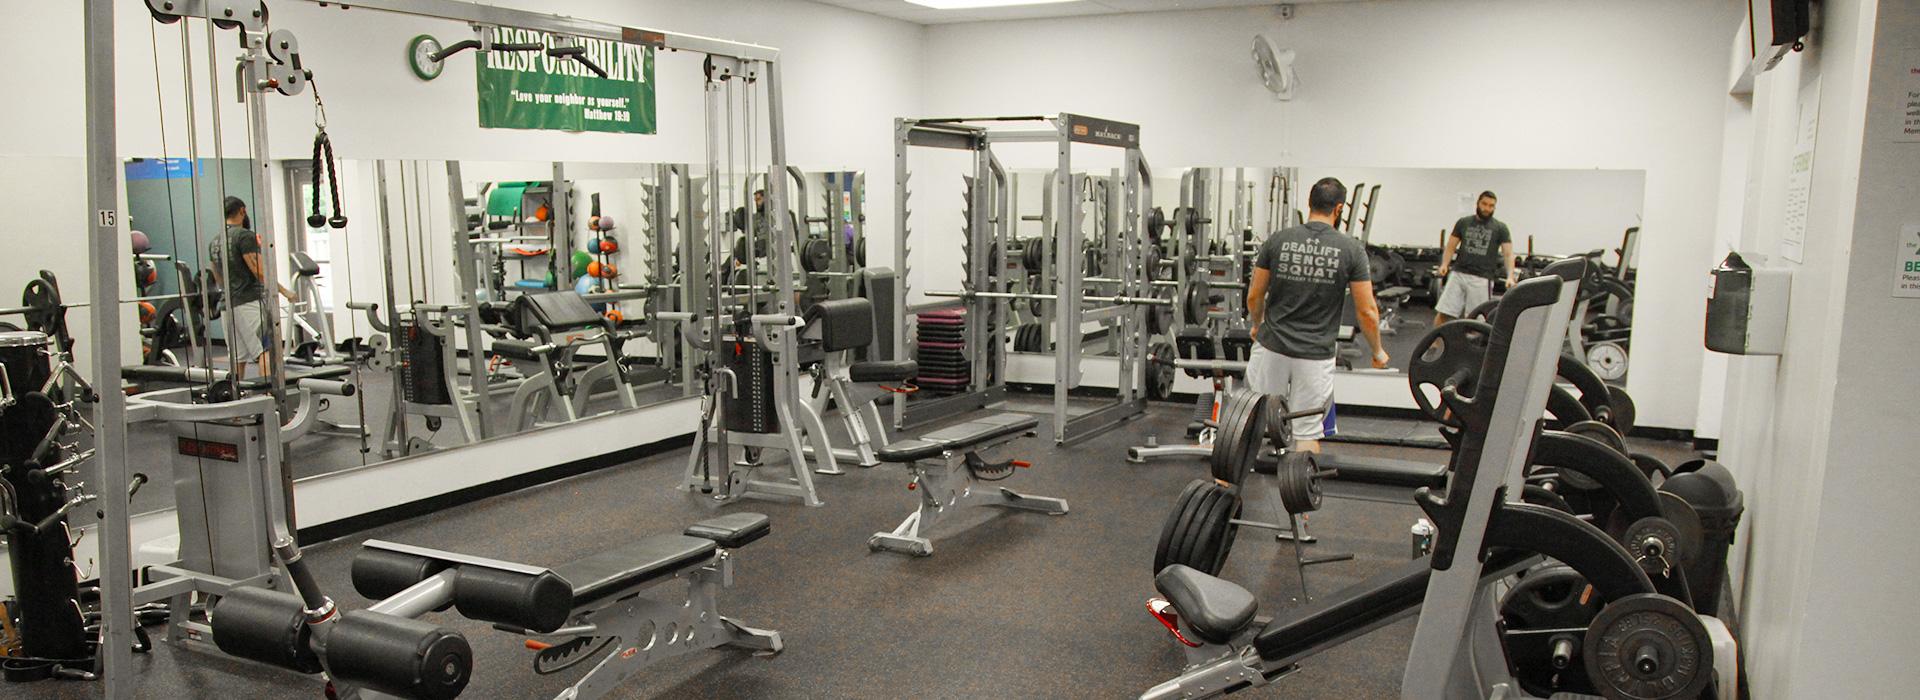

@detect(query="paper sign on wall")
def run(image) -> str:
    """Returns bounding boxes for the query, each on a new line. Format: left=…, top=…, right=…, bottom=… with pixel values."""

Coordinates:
left=1894, top=224, right=1920, bottom=298
left=1897, top=50, right=1920, bottom=142
left=1781, top=79, right=1819, bottom=263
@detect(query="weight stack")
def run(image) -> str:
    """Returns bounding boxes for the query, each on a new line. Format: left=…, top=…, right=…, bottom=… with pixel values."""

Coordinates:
left=914, top=310, right=970, bottom=394
left=722, top=336, right=778, bottom=433
left=399, top=320, right=452, bottom=406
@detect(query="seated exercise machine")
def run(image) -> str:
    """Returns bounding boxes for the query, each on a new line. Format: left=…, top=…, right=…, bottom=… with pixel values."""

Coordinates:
left=807, top=297, right=1067, bottom=556
left=1138, top=270, right=1738, bottom=700
left=209, top=513, right=781, bottom=700
left=357, top=301, right=489, bottom=456
left=488, top=291, right=639, bottom=431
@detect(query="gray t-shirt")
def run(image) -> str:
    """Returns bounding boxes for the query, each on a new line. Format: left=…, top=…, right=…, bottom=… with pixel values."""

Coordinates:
left=1449, top=215, right=1511, bottom=277
left=1252, top=221, right=1370, bottom=360
left=211, top=224, right=265, bottom=305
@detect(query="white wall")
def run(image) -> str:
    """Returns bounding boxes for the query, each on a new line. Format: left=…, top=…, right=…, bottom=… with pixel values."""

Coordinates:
left=1314, top=167, right=1645, bottom=258
left=918, top=0, right=1741, bottom=430
left=1701, top=0, right=1920, bottom=696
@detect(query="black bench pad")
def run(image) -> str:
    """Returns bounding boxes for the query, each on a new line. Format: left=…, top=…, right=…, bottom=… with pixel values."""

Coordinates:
left=1320, top=455, right=1448, bottom=489
left=1155, top=565, right=1258, bottom=644
left=875, top=413, right=1037, bottom=463
left=684, top=512, right=771, bottom=548
left=552, top=535, right=718, bottom=611
left=850, top=360, right=917, bottom=383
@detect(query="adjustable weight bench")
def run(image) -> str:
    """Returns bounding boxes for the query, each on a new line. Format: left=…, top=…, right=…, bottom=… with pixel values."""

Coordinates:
left=804, top=298, right=1068, bottom=557
left=346, top=513, right=781, bottom=699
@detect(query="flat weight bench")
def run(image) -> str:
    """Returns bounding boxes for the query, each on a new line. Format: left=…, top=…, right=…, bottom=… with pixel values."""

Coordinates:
left=349, top=513, right=781, bottom=699
left=804, top=297, right=1068, bottom=556
left=868, top=411, right=1068, bottom=556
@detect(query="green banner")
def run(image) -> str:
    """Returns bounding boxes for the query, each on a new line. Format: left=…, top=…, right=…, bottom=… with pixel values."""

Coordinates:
left=476, top=28, right=656, bottom=134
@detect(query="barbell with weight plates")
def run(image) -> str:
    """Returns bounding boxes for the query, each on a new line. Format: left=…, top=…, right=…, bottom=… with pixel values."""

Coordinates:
left=799, top=237, right=833, bottom=273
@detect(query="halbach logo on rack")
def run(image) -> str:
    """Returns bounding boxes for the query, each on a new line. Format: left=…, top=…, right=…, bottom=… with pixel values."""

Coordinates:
left=476, top=28, right=657, bottom=134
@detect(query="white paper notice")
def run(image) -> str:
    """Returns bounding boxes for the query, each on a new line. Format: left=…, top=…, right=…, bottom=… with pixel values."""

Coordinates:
left=1895, top=224, right=1920, bottom=298
left=1781, top=80, right=1819, bottom=263
left=1899, top=50, right=1920, bottom=142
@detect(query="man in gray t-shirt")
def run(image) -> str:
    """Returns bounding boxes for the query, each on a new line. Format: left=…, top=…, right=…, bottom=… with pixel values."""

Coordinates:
left=1434, top=190, right=1514, bottom=324
left=1245, top=177, right=1388, bottom=453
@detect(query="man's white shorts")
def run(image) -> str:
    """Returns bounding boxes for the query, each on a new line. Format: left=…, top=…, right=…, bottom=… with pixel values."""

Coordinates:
left=1244, top=343, right=1337, bottom=441
left=229, top=300, right=267, bottom=359
left=1436, top=271, right=1493, bottom=318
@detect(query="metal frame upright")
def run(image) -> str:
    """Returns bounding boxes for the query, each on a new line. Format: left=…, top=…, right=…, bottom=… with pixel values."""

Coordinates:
left=86, top=1, right=795, bottom=695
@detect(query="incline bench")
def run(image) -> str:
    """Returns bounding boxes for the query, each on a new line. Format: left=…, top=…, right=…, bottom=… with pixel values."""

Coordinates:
left=806, top=297, right=1069, bottom=556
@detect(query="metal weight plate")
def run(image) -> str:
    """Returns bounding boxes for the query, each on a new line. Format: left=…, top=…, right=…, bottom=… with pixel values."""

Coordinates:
left=1582, top=594, right=1714, bottom=700
left=1183, top=276, right=1214, bottom=324
left=1500, top=565, right=1603, bottom=630
left=1153, top=480, right=1210, bottom=574
left=1228, top=391, right=1268, bottom=482
left=1277, top=451, right=1323, bottom=515
left=21, top=278, right=62, bottom=337
left=1606, top=387, right=1637, bottom=436
left=1147, top=287, right=1175, bottom=335
left=1146, top=207, right=1166, bottom=242
left=1406, top=320, right=1493, bottom=427
left=1021, top=241, right=1044, bottom=273
left=1209, top=389, right=1254, bottom=484
left=1564, top=420, right=1628, bottom=455
left=1620, top=517, right=1683, bottom=577
left=1143, top=244, right=1163, bottom=283
left=1653, top=492, right=1705, bottom=570
left=1146, top=341, right=1176, bottom=401
left=1366, top=245, right=1399, bottom=287
left=1263, top=395, right=1293, bottom=452
left=1588, top=343, right=1629, bottom=382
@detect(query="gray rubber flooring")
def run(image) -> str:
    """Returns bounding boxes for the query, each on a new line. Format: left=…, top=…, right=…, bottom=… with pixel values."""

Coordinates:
left=13, top=402, right=1702, bottom=699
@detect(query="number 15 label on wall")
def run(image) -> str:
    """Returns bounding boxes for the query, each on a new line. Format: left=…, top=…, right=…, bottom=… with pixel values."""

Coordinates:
left=1894, top=224, right=1920, bottom=298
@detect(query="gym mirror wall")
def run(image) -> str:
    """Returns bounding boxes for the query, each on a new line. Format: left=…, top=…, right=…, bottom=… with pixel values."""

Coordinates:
left=1312, top=167, right=1642, bottom=385
left=110, top=157, right=700, bottom=520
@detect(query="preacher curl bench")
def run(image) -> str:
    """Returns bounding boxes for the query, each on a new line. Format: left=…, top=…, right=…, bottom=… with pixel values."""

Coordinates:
left=210, top=513, right=779, bottom=699
left=806, top=297, right=1068, bottom=556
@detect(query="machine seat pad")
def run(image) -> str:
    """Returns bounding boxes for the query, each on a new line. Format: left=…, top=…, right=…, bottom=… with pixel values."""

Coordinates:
left=875, top=413, right=1037, bottom=463
left=553, top=535, right=719, bottom=610
left=683, top=513, right=771, bottom=549
left=807, top=298, right=876, bottom=353
left=850, top=360, right=917, bottom=383
left=490, top=338, right=542, bottom=361
left=520, top=291, right=607, bottom=331
left=1155, top=565, right=1258, bottom=644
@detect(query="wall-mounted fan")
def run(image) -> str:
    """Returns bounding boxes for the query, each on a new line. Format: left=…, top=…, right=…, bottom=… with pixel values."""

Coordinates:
left=1252, top=35, right=1298, bottom=100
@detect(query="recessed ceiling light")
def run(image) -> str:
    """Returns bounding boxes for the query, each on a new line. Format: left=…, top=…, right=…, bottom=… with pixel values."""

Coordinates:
left=905, top=0, right=1080, bottom=9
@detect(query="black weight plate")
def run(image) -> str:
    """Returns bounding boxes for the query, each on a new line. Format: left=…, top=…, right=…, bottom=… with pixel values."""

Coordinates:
left=1654, top=493, right=1705, bottom=570
left=1564, top=420, right=1628, bottom=455
left=1209, top=389, right=1253, bottom=484
left=1607, top=387, right=1637, bottom=436
left=1557, top=354, right=1614, bottom=421
left=1278, top=450, right=1323, bottom=515
left=1406, top=319, right=1493, bottom=427
left=1153, top=479, right=1209, bottom=574
left=1144, top=244, right=1163, bottom=283
left=1200, top=489, right=1244, bottom=576
left=1162, top=480, right=1223, bottom=575
left=1230, top=391, right=1266, bottom=475
left=1263, top=395, right=1293, bottom=452
left=1366, top=245, right=1398, bottom=287
left=1148, top=286, right=1175, bottom=335
left=1189, top=486, right=1241, bottom=577
left=1545, top=385, right=1592, bottom=428
left=1022, top=242, right=1044, bottom=273
left=1582, top=593, right=1713, bottom=700
left=1146, top=341, right=1176, bottom=401
left=1184, top=276, right=1213, bottom=324
left=1175, top=484, right=1227, bottom=576
left=1500, top=565, right=1602, bottom=630
left=800, top=237, right=833, bottom=273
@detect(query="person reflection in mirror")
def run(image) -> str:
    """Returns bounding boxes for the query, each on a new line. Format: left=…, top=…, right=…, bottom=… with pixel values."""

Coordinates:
left=1434, top=191, right=1514, bottom=325
left=1245, top=177, right=1387, bottom=457
left=212, top=196, right=295, bottom=380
